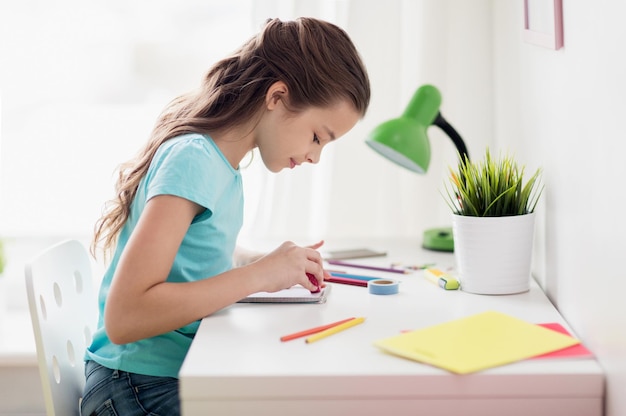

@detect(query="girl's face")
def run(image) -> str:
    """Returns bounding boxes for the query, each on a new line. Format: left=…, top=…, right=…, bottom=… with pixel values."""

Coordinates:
left=255, top=83, right=361, bottom=173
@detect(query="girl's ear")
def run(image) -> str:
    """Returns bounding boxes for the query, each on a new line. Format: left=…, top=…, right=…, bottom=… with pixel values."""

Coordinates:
left=265, top=81, right=288, bottom=110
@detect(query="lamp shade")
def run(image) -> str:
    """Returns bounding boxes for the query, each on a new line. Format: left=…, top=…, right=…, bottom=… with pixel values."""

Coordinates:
left=365, top=85, right=442, bottom=174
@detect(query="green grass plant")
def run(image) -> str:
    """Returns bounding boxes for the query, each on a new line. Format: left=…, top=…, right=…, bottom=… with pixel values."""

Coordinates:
left=444, top=149, right=543, bottom=217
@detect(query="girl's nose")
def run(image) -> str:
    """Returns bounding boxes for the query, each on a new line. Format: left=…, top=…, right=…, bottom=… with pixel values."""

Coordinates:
left=306, top=150, right=321, bottom=164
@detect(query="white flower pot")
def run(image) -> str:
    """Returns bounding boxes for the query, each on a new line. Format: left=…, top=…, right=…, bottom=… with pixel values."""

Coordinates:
left=452, top=213, right=536, bottom=295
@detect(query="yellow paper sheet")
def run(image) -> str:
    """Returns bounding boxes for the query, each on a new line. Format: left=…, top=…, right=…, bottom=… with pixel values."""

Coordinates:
left=373, top=310, right=580, bottom=374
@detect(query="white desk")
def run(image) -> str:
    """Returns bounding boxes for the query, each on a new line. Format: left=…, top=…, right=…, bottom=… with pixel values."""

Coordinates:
left=179, top=242, right=604, bottom=416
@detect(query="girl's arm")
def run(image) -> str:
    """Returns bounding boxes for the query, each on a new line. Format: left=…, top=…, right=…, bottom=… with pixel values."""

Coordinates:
left=104, top=194, right=325, bottom=345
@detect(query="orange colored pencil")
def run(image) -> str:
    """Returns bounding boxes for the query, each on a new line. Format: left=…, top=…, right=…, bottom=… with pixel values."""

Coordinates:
left=280, top=317, right=356, bottom=342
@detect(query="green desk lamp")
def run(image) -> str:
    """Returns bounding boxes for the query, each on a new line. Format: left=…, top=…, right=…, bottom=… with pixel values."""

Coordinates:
left=365, top=84, right=469, bottom=252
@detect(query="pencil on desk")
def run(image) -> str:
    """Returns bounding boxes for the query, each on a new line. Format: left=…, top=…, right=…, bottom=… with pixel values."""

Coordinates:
left=330, top=272, right=380, bottom=281
left=326, top=260, right=410, bottom=274
left=305, top=317, right=366, bottom=344
left=280, top=317, right=356, bottom=342
left=325, top=276, right=368, bottom=287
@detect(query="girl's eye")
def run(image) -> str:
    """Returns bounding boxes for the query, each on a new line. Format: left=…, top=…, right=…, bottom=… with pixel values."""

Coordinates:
left=313, top=134, right=320, bottom=144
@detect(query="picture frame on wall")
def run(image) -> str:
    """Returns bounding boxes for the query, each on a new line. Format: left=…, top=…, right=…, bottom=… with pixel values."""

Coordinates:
left=523, top=0, right=564, bottom=50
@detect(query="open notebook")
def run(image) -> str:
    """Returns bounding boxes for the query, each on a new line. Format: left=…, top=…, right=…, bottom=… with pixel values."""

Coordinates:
left=237, top=284, right=331, bottom=304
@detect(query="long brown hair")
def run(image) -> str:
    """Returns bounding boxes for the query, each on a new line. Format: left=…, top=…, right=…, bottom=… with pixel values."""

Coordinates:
left=91, top=17, right=371, bottom=257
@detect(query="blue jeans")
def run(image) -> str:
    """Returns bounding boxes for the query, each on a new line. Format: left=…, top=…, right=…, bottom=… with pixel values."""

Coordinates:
left=81, top=360, right=180, bottom=416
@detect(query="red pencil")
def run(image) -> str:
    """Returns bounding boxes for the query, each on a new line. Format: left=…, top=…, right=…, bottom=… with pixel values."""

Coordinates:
left=280, top=317, right=356, bottom=342
left=325, top=276, right=368, bottom=287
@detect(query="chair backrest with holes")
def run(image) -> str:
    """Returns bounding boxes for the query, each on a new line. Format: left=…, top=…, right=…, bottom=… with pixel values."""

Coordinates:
left=25, top=239, right=97, bottom=416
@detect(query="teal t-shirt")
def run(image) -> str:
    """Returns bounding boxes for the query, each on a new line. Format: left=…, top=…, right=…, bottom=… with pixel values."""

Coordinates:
left=86, top=133, right=243, bottom=378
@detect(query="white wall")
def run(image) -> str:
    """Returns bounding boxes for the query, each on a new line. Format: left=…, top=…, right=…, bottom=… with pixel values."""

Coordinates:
left=493, top=2, right=626, bottom=415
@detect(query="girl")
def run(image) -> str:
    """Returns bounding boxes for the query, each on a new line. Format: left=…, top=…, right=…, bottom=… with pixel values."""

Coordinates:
left=81, top=17, right=370, bottom=416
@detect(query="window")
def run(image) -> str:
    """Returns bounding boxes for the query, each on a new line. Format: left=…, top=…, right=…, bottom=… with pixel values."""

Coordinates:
left=0, top=0, right=255, bottom=237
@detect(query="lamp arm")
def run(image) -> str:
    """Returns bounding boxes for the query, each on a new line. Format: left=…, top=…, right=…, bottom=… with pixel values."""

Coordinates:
left=433, top=112, right=469, bottom=161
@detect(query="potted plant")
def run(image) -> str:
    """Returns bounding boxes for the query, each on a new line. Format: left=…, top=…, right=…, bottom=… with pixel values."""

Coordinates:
left=443, top=149, right=543, bottom=294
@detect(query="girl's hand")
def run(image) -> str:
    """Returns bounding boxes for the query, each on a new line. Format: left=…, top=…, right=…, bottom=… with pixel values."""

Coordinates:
left=304, top=240, right=331, bottom=287
left=252, top=240, right=327, bottom=293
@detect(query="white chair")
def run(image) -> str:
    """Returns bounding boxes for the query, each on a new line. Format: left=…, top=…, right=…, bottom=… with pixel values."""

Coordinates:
left=25, top=239, right=98, bottom=416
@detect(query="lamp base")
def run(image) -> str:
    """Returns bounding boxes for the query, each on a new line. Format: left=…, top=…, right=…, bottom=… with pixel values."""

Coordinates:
left=422, top=227, right=454, bottom=252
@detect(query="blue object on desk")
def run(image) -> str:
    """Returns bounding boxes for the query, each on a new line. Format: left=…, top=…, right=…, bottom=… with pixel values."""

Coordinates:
left=368, top=279, right=400, bottom=295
